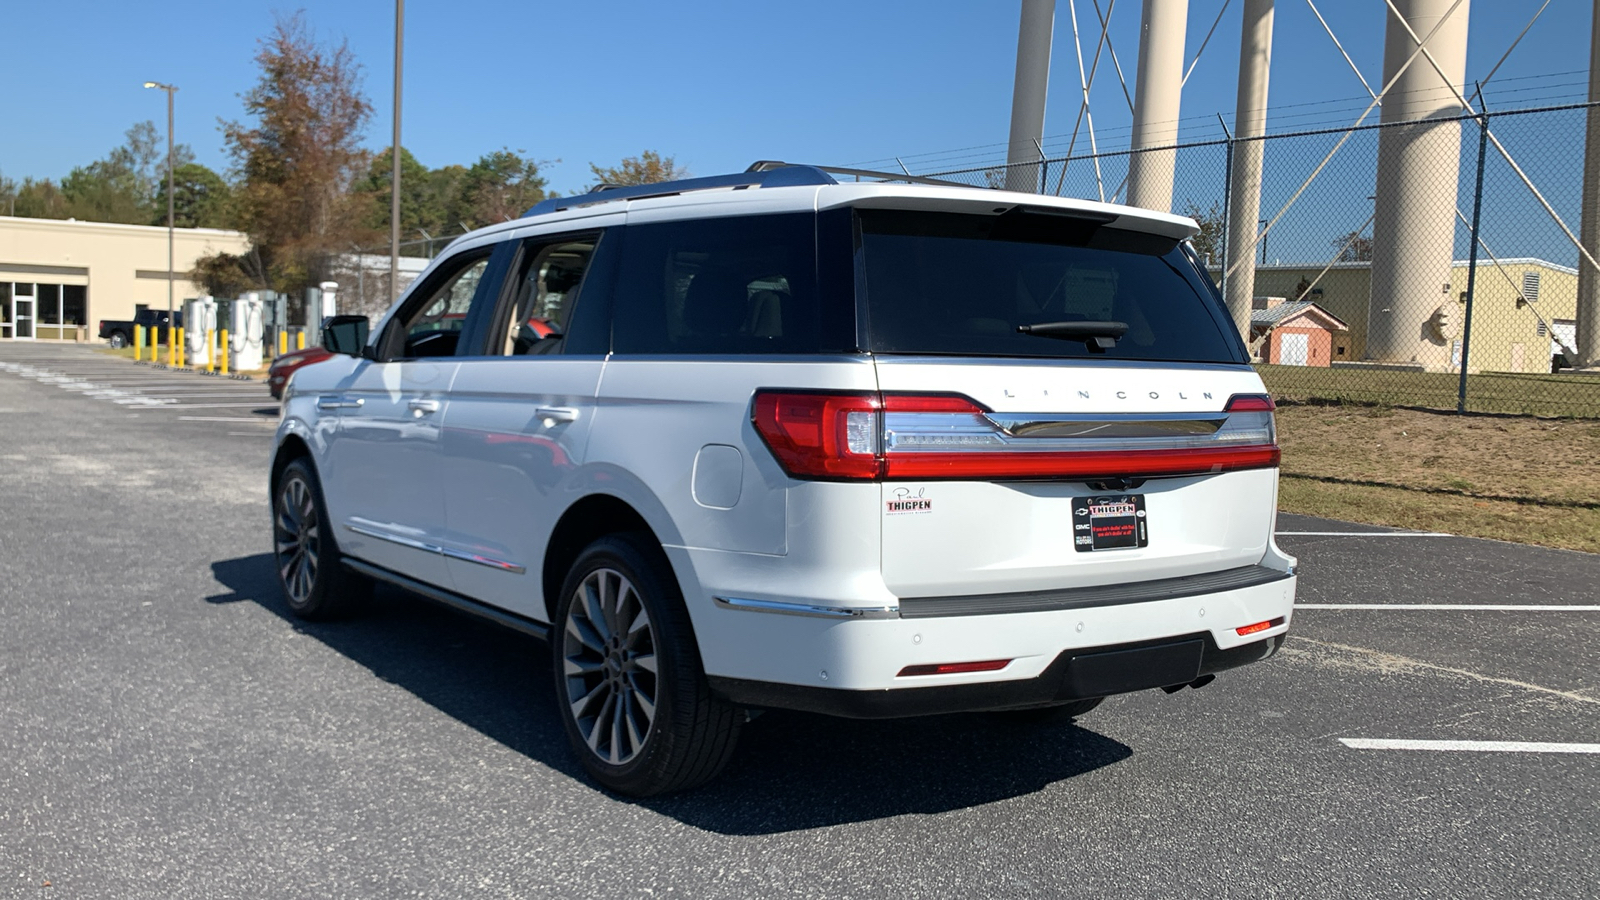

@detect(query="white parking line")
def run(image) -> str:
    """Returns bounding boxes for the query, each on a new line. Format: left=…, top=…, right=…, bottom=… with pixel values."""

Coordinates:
left=1297, top=603, right=1600, bottom=611
left=1340, top=738, right=1600, bottom=754
left=180, top=416, right=276, bottom=423
left=1276, top=531, right=1452, bottom=537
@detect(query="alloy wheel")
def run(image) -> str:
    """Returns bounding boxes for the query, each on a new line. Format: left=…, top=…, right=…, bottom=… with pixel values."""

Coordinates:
left=562, top=567, right=659, bottom=765
left=274, top=476, right=319, bottom=605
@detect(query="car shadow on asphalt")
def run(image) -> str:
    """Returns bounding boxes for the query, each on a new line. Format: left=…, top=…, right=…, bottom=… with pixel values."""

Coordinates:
left=209, top=553, right=1133, bottom=835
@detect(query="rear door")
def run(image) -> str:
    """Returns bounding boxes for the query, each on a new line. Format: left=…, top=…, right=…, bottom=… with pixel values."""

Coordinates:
left=852, top=207, right=1279, bottom=600
left=436, top=221, right=620, bottom=620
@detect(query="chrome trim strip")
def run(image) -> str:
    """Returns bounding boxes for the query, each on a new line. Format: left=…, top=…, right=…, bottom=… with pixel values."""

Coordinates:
left=345, top=523, right=443, bottom=555
left=983, top=413, right=1227, bottom=438
left=714, top=596, right=899, bottom=620
left=439, top=545, right=527, bottom=574
left=344, top=523, right=525, bottom=574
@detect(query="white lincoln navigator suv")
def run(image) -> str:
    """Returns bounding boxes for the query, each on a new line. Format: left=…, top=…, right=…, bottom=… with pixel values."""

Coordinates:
left=272, top=162, right=1297, bottom=795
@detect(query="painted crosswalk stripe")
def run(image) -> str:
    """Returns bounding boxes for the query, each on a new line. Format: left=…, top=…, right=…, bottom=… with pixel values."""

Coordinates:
left=1340, top=738, right=1600, bottom=754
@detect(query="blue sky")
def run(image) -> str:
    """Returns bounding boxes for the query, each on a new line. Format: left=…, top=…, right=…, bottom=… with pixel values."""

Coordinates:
left=0, top=1, right=1592, bottom=197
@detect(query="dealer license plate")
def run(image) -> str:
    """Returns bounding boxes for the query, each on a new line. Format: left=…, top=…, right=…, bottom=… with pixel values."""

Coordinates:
left=1072, top=494, right=1149, bottom=552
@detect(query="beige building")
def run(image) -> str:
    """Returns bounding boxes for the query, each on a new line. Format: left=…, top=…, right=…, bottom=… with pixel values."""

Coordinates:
left=0, top=216, right=251, bottom=341
left=1221, top=258, right=1578, bottom=374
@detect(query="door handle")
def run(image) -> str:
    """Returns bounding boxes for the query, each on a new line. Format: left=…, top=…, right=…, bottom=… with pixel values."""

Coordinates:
left=317, top=396, right=364, bottom=411
left=408, top=398, right=442, bottom=416
left=535, top=406, right=579, bottom=424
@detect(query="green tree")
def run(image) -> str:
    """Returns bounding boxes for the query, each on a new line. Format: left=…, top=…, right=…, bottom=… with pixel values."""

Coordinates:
left=11, top=178, right=69, bottom=219
left=358, top=145, right=433, bottom=235
left=222, top=11, right=373, bottom=293
left=152, top=162, right=234, bottom=229
left=587, top=150, right=687, bottom=188
left=58, top=121, right=194, bottom=225
left=1181, top=200, right=1226, bottom=267
left=462, top=149, right=552, bottom=227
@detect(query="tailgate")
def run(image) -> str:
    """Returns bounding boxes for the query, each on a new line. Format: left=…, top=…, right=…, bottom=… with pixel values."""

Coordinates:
left=873, top=359, right=1278, bottom=599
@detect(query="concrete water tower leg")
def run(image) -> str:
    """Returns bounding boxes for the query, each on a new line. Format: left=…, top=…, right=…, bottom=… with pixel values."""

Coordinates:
left=1365, top=0, right=1471, bottom=370
left=1224, top=0, right=1275, bottom=339
left=1005, top=0, right=1056, bottom=194
left=1126, top=0, right=1189, bottom=212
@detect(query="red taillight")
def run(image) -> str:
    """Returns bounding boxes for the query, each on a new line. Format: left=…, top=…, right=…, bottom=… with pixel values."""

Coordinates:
left=1236, top=617, right=1286, bottom=636
left=881, top=394, right=987, bottom=414
left=1224, top=393, right=1276, bottom=412
left=751, top=391, right=881, bottom=480
left=882, top=445, right=1281, bottom=480
left=898, top=659, right=1012, bottom=677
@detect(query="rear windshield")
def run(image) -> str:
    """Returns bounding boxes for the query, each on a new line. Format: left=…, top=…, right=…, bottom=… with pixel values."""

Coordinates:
left=857, top=209, right=1244, bottom=363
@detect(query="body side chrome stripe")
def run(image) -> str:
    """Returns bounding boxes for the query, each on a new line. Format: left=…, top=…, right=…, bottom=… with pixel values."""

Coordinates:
left=714, top=596, right=900, bottom=620
left=344, top=523, right=526, bottom=574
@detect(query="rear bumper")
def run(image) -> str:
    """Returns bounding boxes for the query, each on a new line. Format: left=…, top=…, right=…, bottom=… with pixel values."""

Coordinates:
left=710, top=632, right=1285, bottom=718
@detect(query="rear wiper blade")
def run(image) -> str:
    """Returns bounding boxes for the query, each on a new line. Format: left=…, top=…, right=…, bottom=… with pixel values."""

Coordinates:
left=1016, top=320, right=1129, bottom=352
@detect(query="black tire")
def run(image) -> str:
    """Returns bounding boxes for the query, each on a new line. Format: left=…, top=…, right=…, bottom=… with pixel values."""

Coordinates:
left=990, top=697, right=1104, bottom=724
left=552, top=533, right=741, bottom=796
left=272, top=458, right=370, bottom=619
left=108, top=331, right=127, bottom=349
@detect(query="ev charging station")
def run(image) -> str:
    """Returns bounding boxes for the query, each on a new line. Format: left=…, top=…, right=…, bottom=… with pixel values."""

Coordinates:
left=302, top=281, right=339, bottom=347
left=231, top=292, right=266, bottom=371
left=184, top=296, right=217, bottom=366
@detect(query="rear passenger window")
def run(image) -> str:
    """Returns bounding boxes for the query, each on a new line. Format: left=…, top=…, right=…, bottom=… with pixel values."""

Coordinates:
left=611, top=213, right=822, bottom=355
left=495, top=237, right=599, bottom=356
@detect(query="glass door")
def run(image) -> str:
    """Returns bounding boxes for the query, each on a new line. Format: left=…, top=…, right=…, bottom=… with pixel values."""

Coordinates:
left=13, top=284, right=35, bottom=340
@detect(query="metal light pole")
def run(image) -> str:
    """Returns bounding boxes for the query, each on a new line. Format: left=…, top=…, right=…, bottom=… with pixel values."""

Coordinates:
left=144, top=81, right=177, bottom=345
left=391, top=0, right=404, bottom=302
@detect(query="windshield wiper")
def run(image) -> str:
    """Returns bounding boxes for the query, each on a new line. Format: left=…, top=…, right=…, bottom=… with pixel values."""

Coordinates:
left=1016, top=320, right=1129, bottom=352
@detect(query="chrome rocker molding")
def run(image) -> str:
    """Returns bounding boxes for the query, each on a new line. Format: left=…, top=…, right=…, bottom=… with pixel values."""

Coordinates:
left=714, top=596, right=900, bottom=620
left=345, top=522, right=527, bottom=574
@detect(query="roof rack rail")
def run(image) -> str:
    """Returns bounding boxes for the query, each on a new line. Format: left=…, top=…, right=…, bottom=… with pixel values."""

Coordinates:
left=522, top=161, right=979, bottom=218
left=745, top=160, right=974, bottom=188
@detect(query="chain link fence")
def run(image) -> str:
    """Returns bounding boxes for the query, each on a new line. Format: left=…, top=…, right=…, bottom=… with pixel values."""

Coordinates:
left=927, top=101, right=1600, bottom=419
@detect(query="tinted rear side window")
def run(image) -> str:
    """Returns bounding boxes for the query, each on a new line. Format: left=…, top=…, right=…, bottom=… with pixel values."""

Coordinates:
left=858, top=209, right=1243, bottom=363
left=611, top=213, right=838, bottom=355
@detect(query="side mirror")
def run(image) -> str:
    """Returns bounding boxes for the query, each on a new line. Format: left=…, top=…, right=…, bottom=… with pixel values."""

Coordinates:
left=322, top=315, right=370, bottom=357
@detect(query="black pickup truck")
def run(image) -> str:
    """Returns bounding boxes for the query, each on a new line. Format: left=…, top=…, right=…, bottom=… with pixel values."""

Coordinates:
left=99, top=309, right=184, bottom=348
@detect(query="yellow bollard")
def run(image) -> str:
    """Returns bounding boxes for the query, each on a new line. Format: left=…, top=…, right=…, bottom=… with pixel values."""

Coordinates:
left=176, top=327, right=185, bottom=368
left=166, top=327, right=172, bottom=365
left=134, top=325, right=143, bottom=361
left=278, top=329, right=288, bottom=357
left=296, top=330, right=305, bottom=351
left=206, top=328, right=215, bottom=373
left=151, top=326, right=160, bottom=363
left=220, top=329, right=230, bottom=376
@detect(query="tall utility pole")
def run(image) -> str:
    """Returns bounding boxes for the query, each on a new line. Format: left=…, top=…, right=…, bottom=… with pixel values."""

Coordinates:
left=1126, top=0, right=1189, bottom=212
left=1223, top=0, right=1274, bottom=339
left=391, top=0, right=404, bottom=302
left=1005, top=0, right=1056, bottom=193
left=144, top=81, right=178, bottom=334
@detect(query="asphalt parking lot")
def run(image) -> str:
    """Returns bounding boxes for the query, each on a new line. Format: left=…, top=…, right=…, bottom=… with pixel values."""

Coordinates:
left=1, top=342, right=1596, bottom=899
